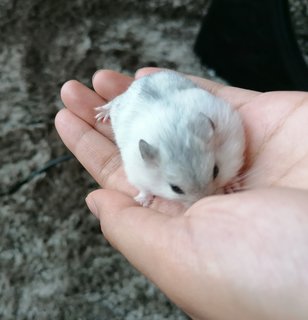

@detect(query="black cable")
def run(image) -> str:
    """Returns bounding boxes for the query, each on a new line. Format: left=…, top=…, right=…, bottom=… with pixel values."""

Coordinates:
left=0, top=154, right=74, bottom=196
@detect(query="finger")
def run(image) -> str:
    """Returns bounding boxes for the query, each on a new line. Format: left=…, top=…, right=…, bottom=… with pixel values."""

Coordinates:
left=55, top=108, right=136, bottom=194
left=85, top=189, right=190, bottom=293
left=86, top=189, right=170, bottom=248
left=92, top=69, right=133, bottom=102
left=60, top=80, right=114, bottom=140
left=136, top=67, right=260, bottom=108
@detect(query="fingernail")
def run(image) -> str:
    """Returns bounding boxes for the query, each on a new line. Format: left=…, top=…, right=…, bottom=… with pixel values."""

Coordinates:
left=134, top=68, right=143, bottom=78
left=92, top=69, right=103, bottom=84
left=86, top=195, right=99, bottom=219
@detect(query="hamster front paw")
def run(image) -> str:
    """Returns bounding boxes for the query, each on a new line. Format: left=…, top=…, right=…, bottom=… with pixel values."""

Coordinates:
left=223, top=178, right=242, bottom=194
left=134, top=191, right=154, bottom=207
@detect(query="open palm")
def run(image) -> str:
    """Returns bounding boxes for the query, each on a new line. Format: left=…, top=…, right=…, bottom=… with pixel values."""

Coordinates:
left=56, top=68, right=308, bottom=320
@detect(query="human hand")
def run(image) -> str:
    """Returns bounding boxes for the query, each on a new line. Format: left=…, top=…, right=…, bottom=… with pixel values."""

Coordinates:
left=55, top=68, right=308, bottom=319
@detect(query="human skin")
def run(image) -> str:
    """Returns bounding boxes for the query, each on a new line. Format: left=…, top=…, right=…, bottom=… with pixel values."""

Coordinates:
left=55, top=68, right=308, bottom=320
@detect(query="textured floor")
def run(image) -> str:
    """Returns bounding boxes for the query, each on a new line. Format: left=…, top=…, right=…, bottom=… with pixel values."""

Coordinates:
left=1, top=0, right=307, bottom=319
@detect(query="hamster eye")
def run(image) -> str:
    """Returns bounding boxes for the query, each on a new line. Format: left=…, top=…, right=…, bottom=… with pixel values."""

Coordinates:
left=170, top=184, right=185, bottom=195
left=213, top=164, right=219, bottom=180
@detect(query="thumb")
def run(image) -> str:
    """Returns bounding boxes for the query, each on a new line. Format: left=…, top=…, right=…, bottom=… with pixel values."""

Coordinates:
left=85, top=189, right=201, bottom=315
left=85, top=189, right=180, bottom=278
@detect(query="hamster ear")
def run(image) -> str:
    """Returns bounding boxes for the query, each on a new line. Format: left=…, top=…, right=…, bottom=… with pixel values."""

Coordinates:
left=205, top=114, right=215, bottom=131
left=139, top=139, right=160, bottom=166
left=199, top=112, right=215, bottom=132
left=189, top=112, right=215, bottom=140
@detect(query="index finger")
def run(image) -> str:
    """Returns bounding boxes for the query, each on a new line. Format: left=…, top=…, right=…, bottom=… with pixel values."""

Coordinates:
left=92, top=70, right=133, bottom=102
left=61, top=71, right=133, bottom=142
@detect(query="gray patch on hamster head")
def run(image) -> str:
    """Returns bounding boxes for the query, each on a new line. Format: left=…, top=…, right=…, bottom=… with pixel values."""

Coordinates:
left=140, top=113, right=218, bottom=202
left=162, top=125, right=216, bottom=200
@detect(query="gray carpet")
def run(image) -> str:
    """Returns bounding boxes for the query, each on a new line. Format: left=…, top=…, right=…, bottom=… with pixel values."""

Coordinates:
left=1, top=0, right=307, bottom=319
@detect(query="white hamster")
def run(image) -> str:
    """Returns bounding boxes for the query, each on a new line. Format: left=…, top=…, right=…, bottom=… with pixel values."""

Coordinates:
left=96, top=70, right=245, bottom=206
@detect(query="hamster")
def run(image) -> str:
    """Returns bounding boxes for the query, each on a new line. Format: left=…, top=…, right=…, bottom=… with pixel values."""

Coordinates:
left=95, top=70, right=245, bottom=207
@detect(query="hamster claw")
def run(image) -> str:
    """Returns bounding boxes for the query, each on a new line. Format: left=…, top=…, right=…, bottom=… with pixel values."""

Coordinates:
left=134, top=191, right=154, bottom=207
left=224, top=180, right=242, bottom=194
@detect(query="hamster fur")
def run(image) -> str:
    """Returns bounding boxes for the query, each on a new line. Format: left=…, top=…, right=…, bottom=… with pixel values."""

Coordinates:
left=96, top=71, right=245, bottom=206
